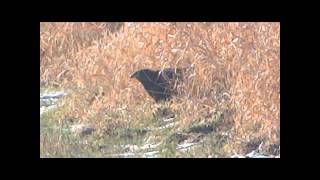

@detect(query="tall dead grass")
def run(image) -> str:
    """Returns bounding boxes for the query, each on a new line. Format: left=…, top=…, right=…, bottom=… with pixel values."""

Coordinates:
left=40, top=22, right=280, bottom=155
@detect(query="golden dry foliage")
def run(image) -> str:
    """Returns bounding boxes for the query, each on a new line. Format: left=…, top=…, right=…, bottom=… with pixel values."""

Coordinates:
left=40, top=22, right=280, bottom=155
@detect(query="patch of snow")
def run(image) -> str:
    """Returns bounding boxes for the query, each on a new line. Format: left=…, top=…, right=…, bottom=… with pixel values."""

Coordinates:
left=120, top=144, right=140, bottom=152
left=140, top=143, right=161, bottom=150
left=143, top=151, right=159, bottom=158
left=111, top=152, right=136, bottom=158
left=231, top=150, right=279, bottom=158
left=177, top=142, right=200, bottom=152
left=162, top=118, right=174, bottom=122
left=157, top=122, right=179, bottom=130
left=40, top=91, right=68, bottom=99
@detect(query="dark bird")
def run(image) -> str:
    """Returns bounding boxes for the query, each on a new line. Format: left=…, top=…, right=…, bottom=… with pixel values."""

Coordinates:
left=131, top=68, right=184, bottom=102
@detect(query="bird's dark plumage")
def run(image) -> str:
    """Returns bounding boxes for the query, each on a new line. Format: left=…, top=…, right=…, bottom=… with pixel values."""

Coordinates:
left=131, top=68, right=184, bottom=102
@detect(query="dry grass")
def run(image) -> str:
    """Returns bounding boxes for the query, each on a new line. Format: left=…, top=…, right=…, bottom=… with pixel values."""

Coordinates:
left=40, top=22, right=280, bottom=156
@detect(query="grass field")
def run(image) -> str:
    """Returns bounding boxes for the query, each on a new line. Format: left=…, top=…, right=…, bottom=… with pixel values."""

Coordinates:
left=40, top=22, right=280, bottom=158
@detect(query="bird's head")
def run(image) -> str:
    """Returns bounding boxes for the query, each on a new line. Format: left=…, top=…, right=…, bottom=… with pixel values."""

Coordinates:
left=130, top=69, right=154, bottom=80
left=130, top=71, right=140, bottom=79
